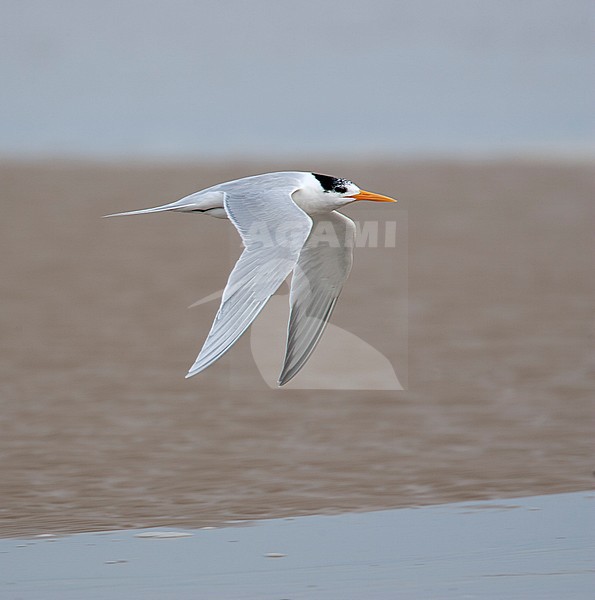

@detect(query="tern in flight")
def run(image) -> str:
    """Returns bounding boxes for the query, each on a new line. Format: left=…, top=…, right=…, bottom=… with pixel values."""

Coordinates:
left=106, top=172, right=396, bottom=385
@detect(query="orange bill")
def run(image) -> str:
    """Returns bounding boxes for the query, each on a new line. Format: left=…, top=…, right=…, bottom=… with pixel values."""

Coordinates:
left=350, top=189, right=397, bottom=202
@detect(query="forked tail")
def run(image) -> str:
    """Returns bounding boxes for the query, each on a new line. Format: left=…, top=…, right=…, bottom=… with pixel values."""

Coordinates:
left=103, top=190, right=225, bottom=218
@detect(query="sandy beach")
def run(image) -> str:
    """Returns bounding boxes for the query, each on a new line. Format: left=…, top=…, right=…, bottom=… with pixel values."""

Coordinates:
left=0, top=159, right=593, bottom=538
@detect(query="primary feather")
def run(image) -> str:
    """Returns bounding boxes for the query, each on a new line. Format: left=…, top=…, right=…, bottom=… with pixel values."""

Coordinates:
left=278, top=212, right=356, bottom=385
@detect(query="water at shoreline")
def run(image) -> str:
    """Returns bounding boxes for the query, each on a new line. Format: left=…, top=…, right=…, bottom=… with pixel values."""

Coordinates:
left=2, top=492, right=593, bottom=599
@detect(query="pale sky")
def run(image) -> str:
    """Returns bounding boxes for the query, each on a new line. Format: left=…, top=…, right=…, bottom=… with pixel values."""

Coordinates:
left=1, top=0, right=593, bottom=158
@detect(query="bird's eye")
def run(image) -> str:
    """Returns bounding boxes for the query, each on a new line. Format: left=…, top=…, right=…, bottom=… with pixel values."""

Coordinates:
left=335, top=185, right=347, bottom=194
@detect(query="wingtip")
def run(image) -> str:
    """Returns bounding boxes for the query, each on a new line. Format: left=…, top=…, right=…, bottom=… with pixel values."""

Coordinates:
left=276, top=370, right=294, bottom=387
left=185, top=364, right=203, bottom=379
left=185, top=359, right=207, bottom=379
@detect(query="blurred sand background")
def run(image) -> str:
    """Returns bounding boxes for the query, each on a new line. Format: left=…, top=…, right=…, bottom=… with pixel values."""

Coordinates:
left=1, top=159, right=593, bottom=537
